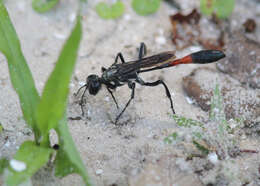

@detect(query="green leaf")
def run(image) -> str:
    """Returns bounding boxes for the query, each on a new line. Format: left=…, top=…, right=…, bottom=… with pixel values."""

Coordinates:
left=132, top=0, right=161, bottom=15
left=215, top=0, right=235, bottom=19
left=0, top=3, right=40, bottom=137
left=96, top=1, right=124, bottom=19
left=32, top=0, right=59, bottom=13
left=36, top=16, right=82, bottom=140
left=200, top=0, right=235, bottom=19
left=0, top=158, right=9, bottom=174
left=55, top=116, right=91, bottom=186
left=200, top=0, right=215, bottom=16
left=6, top=141, right=53, bottom=186
left=173, top=115, right=204, bottom=128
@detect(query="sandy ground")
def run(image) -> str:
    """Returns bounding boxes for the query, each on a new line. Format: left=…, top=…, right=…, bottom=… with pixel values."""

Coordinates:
left=0, top=0, right=260, bottom=185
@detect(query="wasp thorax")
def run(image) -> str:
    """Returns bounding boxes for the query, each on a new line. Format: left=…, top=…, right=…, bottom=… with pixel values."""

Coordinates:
left=87, top=74, right=101, bottom=95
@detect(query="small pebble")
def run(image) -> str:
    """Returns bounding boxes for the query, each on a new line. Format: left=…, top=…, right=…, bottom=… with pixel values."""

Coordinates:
left=69, top=83, right=75, bottom=88
left=207, top=152, right=218, bottom=165
left=10, top=159, right=27, bottom=172
left=185, top=96, right=194, bottom=104
left=155, top=36, right=166, bottom=45
left=155, top=175, right=161, bottom=181
left=69, top=13, right=76, bottom=23
left=96, top=169, right=103, bottom=175
left=53, top=32, right=67, bottom=40
left=123, top=14, right=131, bottom=21
left=79, top=81, right=85, bottom=86
left=4, top=141, right=10, bottom=147
left=17, top=2, right=26, bottom=12
left=158, top=28, right=164, bottom=35
left=249, top=51, right=256, bottom=56
left=104, top=96, right=110, bottom=102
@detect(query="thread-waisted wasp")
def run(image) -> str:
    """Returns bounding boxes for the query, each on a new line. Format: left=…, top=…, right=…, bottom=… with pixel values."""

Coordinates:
left=76, top=43, right=225, bottom=124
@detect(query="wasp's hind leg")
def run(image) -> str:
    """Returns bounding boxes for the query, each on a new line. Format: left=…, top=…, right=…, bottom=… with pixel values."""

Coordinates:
left=136, top=77, right=175, bottom=115
left=138, top=42, right=147, bottom=60
left=113, top=52, right=126, bottom=65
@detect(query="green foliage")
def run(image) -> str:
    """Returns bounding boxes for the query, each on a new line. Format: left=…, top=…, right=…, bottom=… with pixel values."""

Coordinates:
left=6, top=141, right=53, bottom=186
left=132, top=0, right=161, bottom=15
left=200, top=0, right=235, bottom=19
left=36, top=16, right=82, bottom=144
left=210, top=84, right=230, bottom=133
left=0, top=2, right=40, bottom=140
left=192, top=132, right=203, bottom=139
left=96, top=1, right=124, bottom=19
left=166, top=84, right=234, bottom=155
left=0, top=3, right=91, bottom=185
left=173, top=115, right=204, bottom=128
left=210, top=84, right=224, bottom=121
left=0, top=158, right=9, bottom=174
left=164, top=132, right=178, bottom=144
left=32, top=0, right=59, bottom=13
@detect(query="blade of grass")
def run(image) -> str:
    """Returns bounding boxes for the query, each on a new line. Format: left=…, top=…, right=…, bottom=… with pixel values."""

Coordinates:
left=6, top=141, right=53, bottom=186
left=55, top=116, right=91, bottom=186
left=0, top=3, right=40, bottom=139
left=36, top=16, right=82, bottom=143
left=0, top=4, right=90, bottom=185
left=192, top=140, right=209, bottom=155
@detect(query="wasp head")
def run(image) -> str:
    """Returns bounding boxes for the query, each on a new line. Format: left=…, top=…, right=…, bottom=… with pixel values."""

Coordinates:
left=87, top=74, right=102, bottom=95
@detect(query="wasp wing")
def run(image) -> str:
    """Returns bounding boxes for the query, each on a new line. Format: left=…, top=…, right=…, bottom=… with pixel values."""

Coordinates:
left=116, top=51, right=176, bottom=75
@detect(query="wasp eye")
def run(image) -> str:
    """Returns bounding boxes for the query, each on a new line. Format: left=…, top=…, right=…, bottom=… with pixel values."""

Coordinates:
left=101, top=67, right=106, bottom=72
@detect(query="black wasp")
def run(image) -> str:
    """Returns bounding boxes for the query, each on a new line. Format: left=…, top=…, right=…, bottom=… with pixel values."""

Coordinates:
left=76, top=43, right=225, bottom=124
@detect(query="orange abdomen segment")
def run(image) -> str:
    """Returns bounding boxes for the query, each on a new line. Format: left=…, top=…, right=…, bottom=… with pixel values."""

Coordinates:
left=168, top=50, right=225, bottom=67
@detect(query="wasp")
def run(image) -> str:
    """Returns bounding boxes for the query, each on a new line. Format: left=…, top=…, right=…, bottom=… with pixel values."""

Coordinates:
left=77, top=43, right=225, bottom=124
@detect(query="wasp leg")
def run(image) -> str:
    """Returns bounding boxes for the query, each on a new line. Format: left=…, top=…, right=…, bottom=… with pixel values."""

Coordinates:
left=106, top=87, right=119, bottom=109
left=138, top=42, right=147, bottom=60
left=115, top=82, right=136, bottom=124
left=113, top=52, right=126, bottom=65
left=75, top=84, right=87, bottom=96
left=136, top=78, right=175, bottom=115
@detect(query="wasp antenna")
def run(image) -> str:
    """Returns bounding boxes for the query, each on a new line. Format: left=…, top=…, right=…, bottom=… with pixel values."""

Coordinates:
left=75, top=84, right=87, bottom=96
left=78, top=84, right=89, bottom=116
